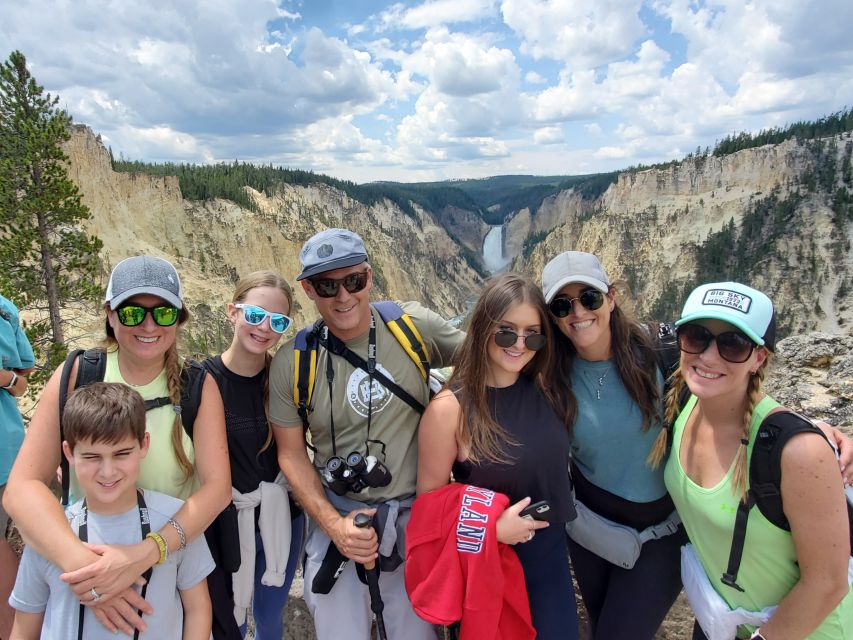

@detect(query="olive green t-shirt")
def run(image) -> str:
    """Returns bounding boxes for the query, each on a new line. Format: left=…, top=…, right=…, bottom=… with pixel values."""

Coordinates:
left=268, top=301, right=463, bottom=501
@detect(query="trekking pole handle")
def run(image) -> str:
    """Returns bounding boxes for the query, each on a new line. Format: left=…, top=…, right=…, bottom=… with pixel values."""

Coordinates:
left=353, top=513, right=376, bottom=570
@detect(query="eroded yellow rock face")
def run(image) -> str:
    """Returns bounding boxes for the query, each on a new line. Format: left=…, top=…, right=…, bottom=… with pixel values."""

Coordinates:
left=61, top=123, right=853, bottom=356
left=511, top=135, right=853, bottom=335
left=62, top=125, right=483, bottom=354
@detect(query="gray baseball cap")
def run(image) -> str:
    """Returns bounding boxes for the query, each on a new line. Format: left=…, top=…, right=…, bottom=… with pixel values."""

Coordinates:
left=105, top=256, right=184, bottom=309
left=296, top=228, right=368, bottom=281
left=541, top=251, right=610, bottom=303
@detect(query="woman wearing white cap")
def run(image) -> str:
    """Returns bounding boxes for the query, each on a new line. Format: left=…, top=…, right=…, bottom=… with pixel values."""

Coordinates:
left=4, top=256, right=230, bottom=636
left=540, top=251, right=687, bottom=639
left=662, top=282, right=852, bottom=640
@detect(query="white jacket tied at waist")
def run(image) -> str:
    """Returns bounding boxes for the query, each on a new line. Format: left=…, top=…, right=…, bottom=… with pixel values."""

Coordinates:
left=231, top=472, right=291, bottom=625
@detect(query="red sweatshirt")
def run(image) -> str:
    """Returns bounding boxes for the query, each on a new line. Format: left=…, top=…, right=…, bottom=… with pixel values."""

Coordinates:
left=405, top=483, right=535, bottom=640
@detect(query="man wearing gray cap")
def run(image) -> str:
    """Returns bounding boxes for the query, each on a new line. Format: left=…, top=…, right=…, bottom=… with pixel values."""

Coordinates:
left=268, top=228, right=463, bottom=640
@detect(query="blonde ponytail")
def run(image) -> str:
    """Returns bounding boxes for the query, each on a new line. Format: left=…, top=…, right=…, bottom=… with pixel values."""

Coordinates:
left=647, top=366, right=687, bottom=468
left=165, top=344, right=194, bottom=484
left=732, top=364, right=768, bottom=501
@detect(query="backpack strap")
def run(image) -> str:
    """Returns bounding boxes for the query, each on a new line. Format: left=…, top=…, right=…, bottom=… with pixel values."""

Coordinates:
left=292, top=303, right=432, bottom=429
left=721, top=410, right=841, bottom=592
left=178, top=359, right=207, bottom=440
left=59, top=349, right=106, bottom=506
left=372, top=301, right=430, bottom=382
left=294, top=322, right=322, bottom=432
left=321, top=329, right=426, bottom=415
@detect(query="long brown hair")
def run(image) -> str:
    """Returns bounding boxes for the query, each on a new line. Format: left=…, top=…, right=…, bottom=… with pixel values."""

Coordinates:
left=103, top=305, right=194, bottom=484
left=449, top=273, right=573, bottom=464
left=231, top=270, right=293, bottom=454
left=552, top=284, right=661, bottom=435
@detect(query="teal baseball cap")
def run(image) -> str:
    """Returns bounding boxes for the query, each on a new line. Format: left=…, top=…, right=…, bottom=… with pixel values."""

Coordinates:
left=676, top=282, right=776, bottom=350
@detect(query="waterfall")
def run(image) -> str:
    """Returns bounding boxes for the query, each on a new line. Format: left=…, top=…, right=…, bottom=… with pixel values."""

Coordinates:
left=482, top=226, right=510, bottom=273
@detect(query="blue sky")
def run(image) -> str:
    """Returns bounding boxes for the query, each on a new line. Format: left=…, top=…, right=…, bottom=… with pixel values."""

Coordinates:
left=2, top=0, right=852, bottom=183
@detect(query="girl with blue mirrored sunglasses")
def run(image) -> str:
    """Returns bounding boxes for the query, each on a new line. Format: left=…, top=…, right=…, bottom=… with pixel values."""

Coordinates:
left=235, top=303, right=292, bottom=334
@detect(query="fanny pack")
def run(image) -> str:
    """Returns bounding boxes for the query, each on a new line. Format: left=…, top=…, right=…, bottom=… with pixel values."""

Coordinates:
left=681, top=544, right=774, bottom=640
left=565, top=496, right=681, bottom=569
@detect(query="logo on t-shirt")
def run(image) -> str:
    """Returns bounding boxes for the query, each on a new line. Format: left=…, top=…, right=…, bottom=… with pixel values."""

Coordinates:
left=346, top=365, right=396, bottom=417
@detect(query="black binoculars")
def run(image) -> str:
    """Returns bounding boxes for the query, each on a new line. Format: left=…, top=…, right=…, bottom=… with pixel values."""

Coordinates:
left=322, top=451, right=392, bottom=495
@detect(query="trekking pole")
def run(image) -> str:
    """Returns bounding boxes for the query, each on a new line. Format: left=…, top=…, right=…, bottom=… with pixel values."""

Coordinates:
left=354, top=512, right=388, bottom=640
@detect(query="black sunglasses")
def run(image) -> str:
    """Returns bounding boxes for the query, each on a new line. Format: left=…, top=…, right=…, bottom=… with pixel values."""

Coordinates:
left=115, top=304, right=180, bottom=327
left=494, top=329, right=547, bottom=351
left=548, top=288, right=605, bottom=318
left=309, top=271, right=369, bottom=298
left=676, top=323, right=756, bottom=364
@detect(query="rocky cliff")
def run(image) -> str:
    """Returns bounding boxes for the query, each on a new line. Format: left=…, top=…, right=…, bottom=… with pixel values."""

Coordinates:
left=62, top=125, right=853, bottom=353
left=63, top=125, right=482, bottom=353
left=508, top=135, right=853, bottom=336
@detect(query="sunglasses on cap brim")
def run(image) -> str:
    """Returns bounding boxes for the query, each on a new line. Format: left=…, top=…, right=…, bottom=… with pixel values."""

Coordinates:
left=676, top=323, right=758, bottom=364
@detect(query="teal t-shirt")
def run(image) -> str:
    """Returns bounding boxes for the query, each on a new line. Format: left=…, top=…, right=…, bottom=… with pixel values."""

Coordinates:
left=570, top=357, right=667, bottom=502
left=1, top=295, right=35, bottom=485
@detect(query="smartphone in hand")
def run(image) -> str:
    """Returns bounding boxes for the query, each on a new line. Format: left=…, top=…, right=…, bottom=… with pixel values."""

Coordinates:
left=520, top=500, right=552, bottom=522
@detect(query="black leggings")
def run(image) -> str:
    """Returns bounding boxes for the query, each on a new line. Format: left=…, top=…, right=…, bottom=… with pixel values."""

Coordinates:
left=569, top=525, right=686, bottom=639
left=515, top=522, right=580, bottom=640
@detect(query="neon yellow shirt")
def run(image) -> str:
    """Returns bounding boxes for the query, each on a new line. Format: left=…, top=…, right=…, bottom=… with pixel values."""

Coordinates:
left=69, top=350, right=197, bottom=501
left=665, top=394, right=852, bottom=639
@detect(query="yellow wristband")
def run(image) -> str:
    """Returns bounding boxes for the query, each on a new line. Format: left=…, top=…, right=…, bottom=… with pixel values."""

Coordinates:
left=145, top=531, right=168, bottom=564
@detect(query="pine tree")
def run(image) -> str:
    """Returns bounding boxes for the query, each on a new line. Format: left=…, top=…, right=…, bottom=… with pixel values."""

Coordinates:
left=0, top=50, right=103, bottom=386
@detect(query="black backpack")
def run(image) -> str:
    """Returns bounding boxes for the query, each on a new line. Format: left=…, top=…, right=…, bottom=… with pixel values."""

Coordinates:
left=57, top=348, right=206, bottom=506
left=721, top=410, right=853, bottom=592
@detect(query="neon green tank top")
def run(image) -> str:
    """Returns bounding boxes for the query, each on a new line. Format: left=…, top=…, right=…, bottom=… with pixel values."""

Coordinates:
left=664, top=394, right=853, bottom=639
left=69, top=350, right=197, bottom=501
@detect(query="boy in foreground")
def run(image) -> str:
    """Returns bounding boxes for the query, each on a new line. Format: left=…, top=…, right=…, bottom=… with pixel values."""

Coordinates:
left=9, top=382, right=214, bottom=639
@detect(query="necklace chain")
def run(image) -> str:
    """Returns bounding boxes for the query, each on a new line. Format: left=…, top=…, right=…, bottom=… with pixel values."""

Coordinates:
left=596, top=371, right=608, bottom=400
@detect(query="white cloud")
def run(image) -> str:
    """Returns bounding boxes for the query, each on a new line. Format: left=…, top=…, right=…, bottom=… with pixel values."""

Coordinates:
left=2, top=0, right=850, bottom=181
left=501, top=0, right=647, bottom=69
left=525, top=71, right=546, bottom=84
left=373, top=0, right=497, bottom=31
left=534, top=126, right=563, bottom=144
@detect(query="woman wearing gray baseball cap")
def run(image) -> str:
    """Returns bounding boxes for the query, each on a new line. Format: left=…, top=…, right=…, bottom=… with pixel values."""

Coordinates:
left=5, top=255, right=230, bottom=636
left=540, top=251, right=687, bottom=639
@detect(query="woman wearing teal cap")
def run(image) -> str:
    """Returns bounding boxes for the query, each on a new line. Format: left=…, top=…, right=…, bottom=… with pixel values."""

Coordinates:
left=662, top=282, right=852, bottom=639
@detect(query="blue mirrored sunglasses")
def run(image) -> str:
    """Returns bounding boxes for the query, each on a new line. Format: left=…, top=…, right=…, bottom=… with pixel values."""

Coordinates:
left=235, top=304, right=292, bottom=334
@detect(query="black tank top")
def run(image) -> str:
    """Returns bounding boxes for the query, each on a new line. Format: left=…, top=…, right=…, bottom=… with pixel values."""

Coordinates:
left=451, top=375, right=575, bottom=523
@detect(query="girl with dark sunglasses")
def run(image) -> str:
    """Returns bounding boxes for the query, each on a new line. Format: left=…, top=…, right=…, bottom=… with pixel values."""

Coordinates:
left=540, top=250, right=687, bottom=640
left=661, top=282, right=852, bottom=639
left=416, top=273, right=579, bottom=640
left=5, top=256, right=231, bottom=636
left=200, top=270, right=304, bottom=640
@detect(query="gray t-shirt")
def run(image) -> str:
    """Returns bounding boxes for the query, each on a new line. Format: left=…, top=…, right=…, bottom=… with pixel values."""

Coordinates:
left=10, top=490, right=214, bottom=640
left=269, top=301, right=463, bottom=501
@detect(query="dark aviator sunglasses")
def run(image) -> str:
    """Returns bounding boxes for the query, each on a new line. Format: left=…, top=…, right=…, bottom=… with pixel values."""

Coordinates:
left=548, top=288, right=605, bottom=318
left=676, top=323, right=757, bottom=364
left=309, top=270, right=369, bottom=298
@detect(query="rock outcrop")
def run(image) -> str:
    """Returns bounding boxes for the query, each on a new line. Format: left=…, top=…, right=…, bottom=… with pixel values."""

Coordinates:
left=63, top=125, right=483, bottom=352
